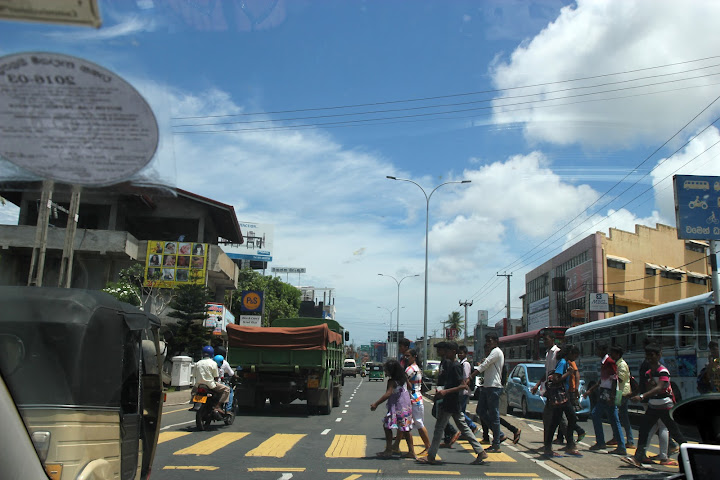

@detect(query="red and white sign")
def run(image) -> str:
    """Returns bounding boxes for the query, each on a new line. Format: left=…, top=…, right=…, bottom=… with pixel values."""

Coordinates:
left=565, top=261, right=593, bottom=302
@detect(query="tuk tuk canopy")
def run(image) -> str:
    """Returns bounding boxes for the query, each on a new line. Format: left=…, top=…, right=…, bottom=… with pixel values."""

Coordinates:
left=0, top=287, right=160, bottom=409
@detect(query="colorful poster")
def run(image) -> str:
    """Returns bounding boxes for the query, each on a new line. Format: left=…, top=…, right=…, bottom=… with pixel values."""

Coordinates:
left=144, top=240, right=208, bottom=287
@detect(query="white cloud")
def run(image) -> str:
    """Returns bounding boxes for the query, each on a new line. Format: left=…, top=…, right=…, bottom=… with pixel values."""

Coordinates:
left=650, top=126, right=720, bottom=221
left=45, top=15, right=156, bottom=41
left=490, top=0, right=720, bottom=147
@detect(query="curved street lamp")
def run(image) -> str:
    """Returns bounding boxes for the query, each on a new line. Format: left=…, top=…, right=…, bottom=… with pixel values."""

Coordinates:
left=386, top=176, right=471, bottom=371
left=378, top=273, right=419, bottom=359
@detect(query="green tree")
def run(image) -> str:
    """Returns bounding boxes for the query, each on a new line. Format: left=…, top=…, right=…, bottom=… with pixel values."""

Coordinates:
left=166, top=283, right=212, bottom=358
left=443, top=311, right=464, bottom=338
left=102, top=263, right=171, bottom=314
left=230, top=268, right=301, bottom=326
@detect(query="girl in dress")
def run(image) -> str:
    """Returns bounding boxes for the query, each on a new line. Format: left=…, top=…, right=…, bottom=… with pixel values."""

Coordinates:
left=370, top=358, right=415, bottom=458
left=404, top=349, right=431, bottom=456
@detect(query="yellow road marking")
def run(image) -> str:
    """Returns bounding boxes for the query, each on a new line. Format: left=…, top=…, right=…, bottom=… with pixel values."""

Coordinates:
left=163, top=466, right=218, bottom=471
left=158, top=432, right=191, bottom=444
left=407, top=470, right=460, bottom=475
left=248, top=467, right=306, bottom=472
left=246, top=434, right=306, bottom=457
left=327, top=469, right=382, bottom=473
left=162, top=407, right=192, bottom=415
left=343, top=475, right=362, bottom=480
left=174, top=432, right=250, bottom=455
left=456, top=441, right=516, bottom=462
left=325, top=434, right=366, bottom=458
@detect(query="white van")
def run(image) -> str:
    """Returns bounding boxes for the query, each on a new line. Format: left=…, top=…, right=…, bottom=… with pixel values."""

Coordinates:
left=343, top=359, right=358, bottom=377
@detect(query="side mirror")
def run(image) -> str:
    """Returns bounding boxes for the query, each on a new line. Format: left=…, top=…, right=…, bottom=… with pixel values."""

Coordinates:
left=511, top=377, right=521, bottom=384
left=345, top=331, right=350, bottom=342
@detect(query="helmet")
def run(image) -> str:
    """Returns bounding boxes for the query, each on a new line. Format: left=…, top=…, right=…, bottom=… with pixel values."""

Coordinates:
left=213, top=355, right=224, bottom=367
left=202, top=345, right=214, bottom=357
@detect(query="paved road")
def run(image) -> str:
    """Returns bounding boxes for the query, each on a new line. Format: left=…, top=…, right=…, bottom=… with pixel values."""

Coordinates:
left=153, top=377, right=689, bottom=479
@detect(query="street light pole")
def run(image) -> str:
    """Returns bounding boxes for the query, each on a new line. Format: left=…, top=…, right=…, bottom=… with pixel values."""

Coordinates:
left=386, top=176, right=471, bottom=371
left=378, top=273, right=419, bottom=359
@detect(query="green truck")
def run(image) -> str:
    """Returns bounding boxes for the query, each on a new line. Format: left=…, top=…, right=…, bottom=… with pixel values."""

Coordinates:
left=227, top=317, right=348, bottom=415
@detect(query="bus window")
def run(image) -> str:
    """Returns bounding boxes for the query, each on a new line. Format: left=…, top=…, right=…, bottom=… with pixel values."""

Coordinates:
left=613, top=325, right=628, bottom=350
left=696, top=306, right=708, bottom=350
left=679, top=312, right=696, bottom=348
left=653, top=314, right=676, bottom=349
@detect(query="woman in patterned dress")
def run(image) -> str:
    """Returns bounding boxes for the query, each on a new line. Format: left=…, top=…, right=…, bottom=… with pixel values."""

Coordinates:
left=370, top=358, right=416, bottom=458
left=405, top=349, right=431, bottom=456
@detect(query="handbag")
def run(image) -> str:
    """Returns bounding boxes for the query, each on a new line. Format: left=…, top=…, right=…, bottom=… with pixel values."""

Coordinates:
left=545, top=376, right=568, bottom=406
left=421, top=380, right=431, bottom=394
left=598, top=387, right=615, bottom=405
left=615, top=388, right=623, bottom=406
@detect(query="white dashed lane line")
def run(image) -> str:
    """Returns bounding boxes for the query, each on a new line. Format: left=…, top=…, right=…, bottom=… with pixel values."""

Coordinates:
left=321, top=429, right=331, bottom=435
left=335, top=418, right=342, bottom=422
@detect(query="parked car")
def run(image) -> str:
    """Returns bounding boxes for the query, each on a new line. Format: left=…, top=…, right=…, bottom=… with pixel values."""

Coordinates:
left=505, top=363, right=590, bottom=420
left=423, top=360, right=441, bottom=385
left=343, top=359, right=358, bottom=377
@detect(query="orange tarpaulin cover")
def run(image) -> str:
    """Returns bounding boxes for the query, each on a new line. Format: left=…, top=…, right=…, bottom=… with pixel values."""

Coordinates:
left=227, top=323, right=342, bottom=350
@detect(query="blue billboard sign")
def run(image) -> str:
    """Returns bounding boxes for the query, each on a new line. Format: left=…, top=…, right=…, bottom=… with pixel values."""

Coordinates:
left=673, top=175, right=720, bottom=240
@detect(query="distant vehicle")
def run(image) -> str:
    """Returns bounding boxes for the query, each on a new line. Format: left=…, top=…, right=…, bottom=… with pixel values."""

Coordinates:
left=499, top=327, right=567, bottom=372
left=505, top=363, right=590, bottom=420
left=424, top=360, right=441, bottom=385
left=368, top=363, right=384, bottom=381
left=343, top=359, right=358, bottom=377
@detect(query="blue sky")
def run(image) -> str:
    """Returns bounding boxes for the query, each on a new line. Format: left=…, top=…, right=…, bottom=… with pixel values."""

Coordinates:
left=2, top=0, right=720, bottom=346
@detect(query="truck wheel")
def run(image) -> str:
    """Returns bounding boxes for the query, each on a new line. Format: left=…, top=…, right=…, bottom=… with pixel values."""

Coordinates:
left=319, top=386, right=333, bottom=415
left=332, top=384, right=341, bottom=407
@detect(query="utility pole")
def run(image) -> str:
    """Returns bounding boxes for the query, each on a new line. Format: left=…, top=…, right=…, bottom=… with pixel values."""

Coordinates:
left=459, top=299, right=473, bottom=345
left=497, top=272, right=512, bottom=323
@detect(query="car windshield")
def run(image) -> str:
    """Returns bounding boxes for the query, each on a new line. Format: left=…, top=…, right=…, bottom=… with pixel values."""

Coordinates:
left=527, top=366, right=546, bottom=385
left=1, top=2, right=719, bottom=479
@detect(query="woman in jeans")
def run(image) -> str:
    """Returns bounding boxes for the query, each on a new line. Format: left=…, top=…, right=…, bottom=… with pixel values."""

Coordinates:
left=544, top=345, right=581, bottom=457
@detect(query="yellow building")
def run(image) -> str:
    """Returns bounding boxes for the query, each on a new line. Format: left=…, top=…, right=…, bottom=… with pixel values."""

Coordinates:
left=602, top=223, right=711, bottom=316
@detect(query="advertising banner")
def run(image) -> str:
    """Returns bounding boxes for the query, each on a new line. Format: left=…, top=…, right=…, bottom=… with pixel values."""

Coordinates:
left=231, top=222, right=274, bottom=262
left=144, top=240, right=208, bottom=288
left=528, top=297, right=550, bottom=331
left=565, top=261, right=593, bottom=302
left=673, top=175, right=720, bottom=240
left=589, top=293, right=610, bottom=312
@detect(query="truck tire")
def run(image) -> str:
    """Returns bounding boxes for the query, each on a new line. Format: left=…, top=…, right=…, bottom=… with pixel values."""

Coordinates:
left=332, top=384, right=341, bottom=407
left=319, top=385, right=333, bottom=415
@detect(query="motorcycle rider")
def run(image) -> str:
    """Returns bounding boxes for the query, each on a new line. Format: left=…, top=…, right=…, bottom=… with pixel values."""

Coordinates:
left=194, top=346, right=230, bottom=414
left=214, top=354, right=235, bottom=380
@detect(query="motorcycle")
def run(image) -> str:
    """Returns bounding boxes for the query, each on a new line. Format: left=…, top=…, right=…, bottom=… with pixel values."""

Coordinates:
left=190, top=377, right=237, bottom=431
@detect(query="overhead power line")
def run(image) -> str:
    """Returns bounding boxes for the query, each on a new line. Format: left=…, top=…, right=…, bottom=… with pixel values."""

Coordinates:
left=172, top=55, right=720, bottom=120
left=173, top=72, right=720, bottom=134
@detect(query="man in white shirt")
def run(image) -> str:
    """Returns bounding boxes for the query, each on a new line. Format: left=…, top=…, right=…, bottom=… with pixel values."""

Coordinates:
left=471, top=332, right=506, bottom=451
left=531, top=330, right=567, bottom=443
left=194, top=346, right=230, bottom=413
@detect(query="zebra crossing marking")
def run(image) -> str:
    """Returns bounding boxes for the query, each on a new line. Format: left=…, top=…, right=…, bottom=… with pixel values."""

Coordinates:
left=174, top=432, right=250, bottom=455
left=163, top=466, right=218, bottom=471
left=325, top=435, right=366, bottom=458
left=246, top=434, right=306, bottom=457
left=158, top=432, right=191, bottom=444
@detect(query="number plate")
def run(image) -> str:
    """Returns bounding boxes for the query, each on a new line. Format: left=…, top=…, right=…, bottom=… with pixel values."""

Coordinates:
left=193, top=395, right=207, bottom=403
left=307, top=379, right=319, bottom=389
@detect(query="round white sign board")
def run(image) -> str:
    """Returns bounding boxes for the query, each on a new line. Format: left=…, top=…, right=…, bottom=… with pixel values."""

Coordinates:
left=0, top=52, right=158, bottom=186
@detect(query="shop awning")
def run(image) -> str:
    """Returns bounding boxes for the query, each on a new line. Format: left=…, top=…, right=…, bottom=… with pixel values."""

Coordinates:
left=686, top=240, right=709, bottom=247
left=645, top=262, right=664, bottom=271
left=686, top=271, right=710, bottom=279
left=607, top=254, right=632, bottom=264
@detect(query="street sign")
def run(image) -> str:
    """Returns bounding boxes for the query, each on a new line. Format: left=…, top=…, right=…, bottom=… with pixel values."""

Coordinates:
left=238, top=315, right=262, bottom=327
left=240, top=290, right=263, bottom=313
left=0, top=52, right=158, bottom=186
left=674, top=175, right=720, bottom=240
left=589, top=293, right=610, bottom=312
left=570, top=309, right=586, bottom=318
